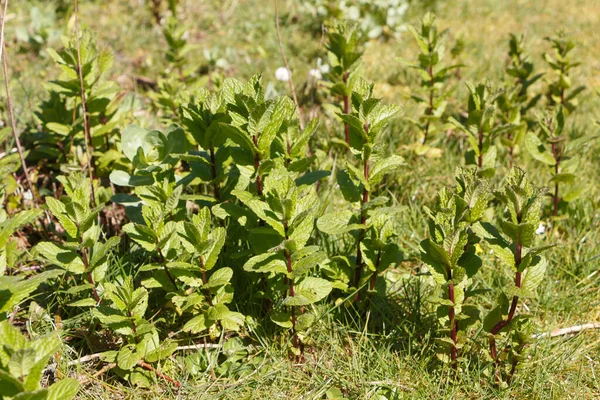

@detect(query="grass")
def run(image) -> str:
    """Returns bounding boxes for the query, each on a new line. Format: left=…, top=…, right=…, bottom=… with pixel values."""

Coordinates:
left=5, top=0, right=600, bottom=398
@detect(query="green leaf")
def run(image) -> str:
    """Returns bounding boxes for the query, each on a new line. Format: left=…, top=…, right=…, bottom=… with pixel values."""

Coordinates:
left=47, top=378, right=80, bottom=400
left=521, top=256, right=546, bottom=293
left=219, top=123, right=258, bottom=155
left=45, top=198, right=77, bottom=238
left=122, top=223, right=157, bottom=252
left=8, top=348, right=36, bottom=379
left=316, top=210, right=354, bottom=235
left=203, top=227, right=226, bottom=270
left=525, top=132, right=556, bottom=165
left=121, top=125, right=149, bottom=162
left=0, top=369, right=24, bottom=397
left=295, top=313, right=315, bottom=331
left=368, top=155, right=404, bottom=186
left=183, top=313, right=210, bottom=333
left=117, top=345, right=142, bottom=371
left=270, top=311, right=293, bottom=328
left=205, top=267, right=233, bottom=289
left=36, top=242, right=85, bottom=273
left=284, top=277, right=332, bottom=306
left=243, top=253, right=287, bottom=275
left=109, top=170, right=154, bottom=187
left=0, top=209, right=43, bottom=249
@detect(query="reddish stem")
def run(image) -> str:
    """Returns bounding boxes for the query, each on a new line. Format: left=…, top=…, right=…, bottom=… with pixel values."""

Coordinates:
left=489, top=239, right=523, bottom=379
left=343, top=72, right=350, bottom=146
left=137, top=361, right=181, bottom=388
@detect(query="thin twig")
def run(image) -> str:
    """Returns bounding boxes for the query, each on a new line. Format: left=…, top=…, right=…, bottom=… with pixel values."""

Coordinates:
left=138, top=361, right=181, bottom=388
left=74, top=0, right=96, bottom=207
left=0, top=0, right=38, bottom=206
left=67, top=344, right=223, bottom=366
left=274, top=0, right=304, bottom=129
left=534, top=323, right=600, bottom=338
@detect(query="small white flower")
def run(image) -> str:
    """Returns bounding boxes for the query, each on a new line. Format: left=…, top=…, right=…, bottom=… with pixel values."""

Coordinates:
left=536, top=223, right=546, bottom=235
left=275, top=67, right=291, bottom=82
left=308, top=68, right=322, bottom=80
left=23, top=190, right=33, bottom=201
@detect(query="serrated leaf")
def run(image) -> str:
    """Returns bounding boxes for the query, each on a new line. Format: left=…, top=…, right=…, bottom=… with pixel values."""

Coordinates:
left=525, top=132, right=556, bottom=165
left=316, top=210, right=354, bottom=235
left=521, top=256, right=546, bottom=293
left=243, top=253, right=287, bottom=275
left=47, top=378, right=80, bottom=400
left=368, top=155, right=404, bottom=186
left=284, top=277, right=332, bottom=306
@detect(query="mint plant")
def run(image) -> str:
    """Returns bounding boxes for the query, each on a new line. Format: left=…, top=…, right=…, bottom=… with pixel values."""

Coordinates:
left=0, top=321, right=80, bottom=399
left=525, top=106, right=586, bottom=216
left=0, top=207, right=64, bottom=319
left=324, top=22, right=363, bottom=147
left=178, top=207, right=244, bottom=337
left=318, top=80, right=402, bottom=301
left=239, top=165, right=331, bottom=353
left=477, top=168, right=552, bottom=383
left=420, top=168, right=492, bottom=369
left=36, top=173, right=119, bottom=306
left=543, top=31, right=585, bottom=113
left=92, top=276, right=180, bottom=387
left=497, top=34, right=542, bottom=167
left=450, top=82, right=510, bottom=176
left=408, top=13, right=461, bottom=146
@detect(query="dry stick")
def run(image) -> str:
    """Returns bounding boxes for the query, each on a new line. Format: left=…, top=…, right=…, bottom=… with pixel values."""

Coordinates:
left=274, top=0, right=304, bottom=130
left=68, top=343, right=224, bottom=366
left=533, top=323, right=600, bottom=339
left=0, top=0, right=38, bottom=206
left=138, top=361, right=182, bottom=388
left=74, top=0, right=96, bottom=207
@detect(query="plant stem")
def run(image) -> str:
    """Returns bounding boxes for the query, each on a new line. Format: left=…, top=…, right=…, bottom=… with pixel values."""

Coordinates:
left=252, top=136, right=263, bottom=196
left=354, top=128, right=370, bottom=302
left=343, top=71, right=350, bottom=146
left=137, top=361, right=182, bottom=388
left=283, top=221, right=298, bottom=350
left=446, top=266, right=458, bottom=370
left=157, top=246, right=178, bottom=290
left=209, top=146, right=220, bottom=201
left=369, top=247, right=382, bottom=292
left=0, top=0, right=39, bottom=206
left=422, top=66, right=434, bottom=145
left=551, top=142, right=561, bottom=216
left=199, top=256, right=213, bottom=306
left=74, top=0, right=96, bottom=207
left=477, top=127, right=483, bottom=170
left=78, top=244, right=101, bottom=304
left=489, top=238, right=522, bottom=379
